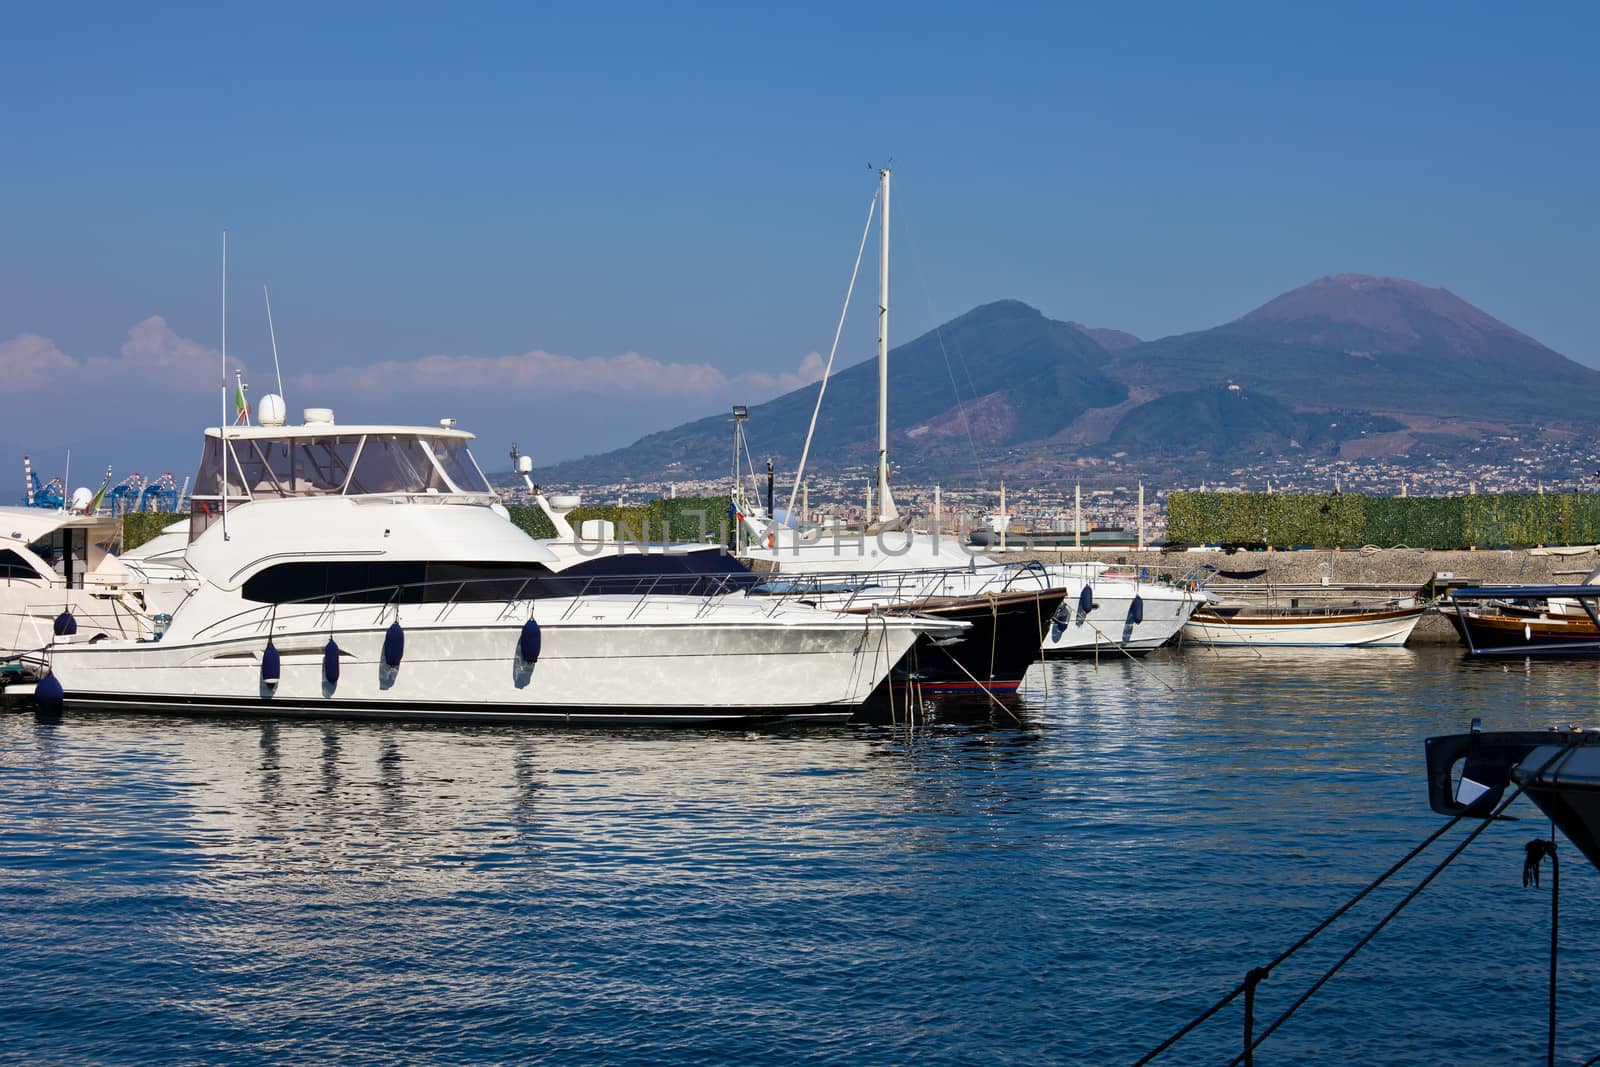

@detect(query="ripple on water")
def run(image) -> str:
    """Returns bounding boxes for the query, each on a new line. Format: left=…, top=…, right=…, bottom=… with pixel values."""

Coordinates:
left=1, top=647, right=1597, bottom=1065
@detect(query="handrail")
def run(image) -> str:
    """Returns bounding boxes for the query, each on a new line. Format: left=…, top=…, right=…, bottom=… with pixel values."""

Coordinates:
left=177, top=561, right=1081, bottom=646
left=746, top=561, right=1065, bottom=613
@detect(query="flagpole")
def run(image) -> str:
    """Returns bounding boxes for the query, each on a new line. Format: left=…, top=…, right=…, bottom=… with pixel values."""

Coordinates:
left=235, top=369, right=250, bottom=426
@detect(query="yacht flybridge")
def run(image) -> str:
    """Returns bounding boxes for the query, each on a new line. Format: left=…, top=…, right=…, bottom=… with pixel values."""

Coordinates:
left=35, top=405, right=955, bottom=725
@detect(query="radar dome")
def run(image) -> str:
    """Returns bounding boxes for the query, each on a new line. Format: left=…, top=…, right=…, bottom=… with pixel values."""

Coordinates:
left=70, top=487, right=93, bottom=512
left=303, top=407, right=335, bottom=426
left=258, top=394, right=287, bottom=427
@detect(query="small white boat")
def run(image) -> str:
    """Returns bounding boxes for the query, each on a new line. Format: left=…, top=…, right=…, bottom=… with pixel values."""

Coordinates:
left=1181, top=602, right=1426, bottom=647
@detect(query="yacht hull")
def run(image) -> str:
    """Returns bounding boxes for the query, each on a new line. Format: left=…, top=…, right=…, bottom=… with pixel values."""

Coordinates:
left=1040, top=576, right=1200, bottom=655
left=857, top=588, right=1066, bottom=697
left=42, top=608, right=923, bottom=727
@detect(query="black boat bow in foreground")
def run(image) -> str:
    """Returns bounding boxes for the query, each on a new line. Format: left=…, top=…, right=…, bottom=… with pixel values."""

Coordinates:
left=1426, top=726, right=1600, bottom=869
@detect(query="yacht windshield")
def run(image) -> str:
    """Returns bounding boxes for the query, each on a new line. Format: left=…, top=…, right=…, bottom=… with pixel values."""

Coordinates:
left=349, top=435, right=448, bottom=494
left=430, top=439, right=492, bottom=493
left=191, top=431, right=491, bottom=502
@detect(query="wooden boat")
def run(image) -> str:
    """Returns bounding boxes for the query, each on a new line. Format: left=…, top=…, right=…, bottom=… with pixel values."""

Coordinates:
left=1447, top=584, right=1600, bottom=656
left=1181, top=601, right=1426, bottom=647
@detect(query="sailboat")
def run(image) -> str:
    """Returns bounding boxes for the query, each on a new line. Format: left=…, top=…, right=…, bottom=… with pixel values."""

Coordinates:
left=734, top=167, right=1203, bottom=659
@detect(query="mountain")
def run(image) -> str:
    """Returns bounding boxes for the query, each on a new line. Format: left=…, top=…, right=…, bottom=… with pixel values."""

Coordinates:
left=1105, top=274, right=1597, bottom=422
left=1070, top=323, right=1141, bottom=350
left=537, top=275, right=1600, bottom=485
left=538, top=300, right=1126, bottom=483
left=1103, top=386, right=1404, bottom=456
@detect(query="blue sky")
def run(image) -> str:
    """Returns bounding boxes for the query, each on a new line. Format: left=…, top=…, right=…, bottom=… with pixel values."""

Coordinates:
left=3, top=2, right=1598, bottom=484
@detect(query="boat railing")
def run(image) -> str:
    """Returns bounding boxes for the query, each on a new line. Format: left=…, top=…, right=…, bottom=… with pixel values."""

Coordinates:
left=746, top=561, right=1060, bottom=613
left=185, top=569, right=771, bottom=644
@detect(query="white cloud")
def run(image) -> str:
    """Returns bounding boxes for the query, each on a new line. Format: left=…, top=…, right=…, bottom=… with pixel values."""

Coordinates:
left=0, top=318, right=826, bottom=421
left=735, top=351, right=827, bottom=396
left=0, top=333, right=78, bottom=389
left=89, top=316, right=228, bottom=386
left=296, top=346, right=828, bottom=403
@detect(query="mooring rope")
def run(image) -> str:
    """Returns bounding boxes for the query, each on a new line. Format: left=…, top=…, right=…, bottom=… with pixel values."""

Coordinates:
left=931, top=641, right=1020, bottom=723
left=1132, top=806, right=1472, bottom=1066
left=1223, top=784, right=1527, bottom=1067
left=1076, top=616, right=1179, bottom=693
left=1135, top=736, right=1583, bottom=1066
left=988, top=593, right=999, bottom=681
left=1527, top=830, right=1560, bottom=1067
left=1034, top=591, right=1048, bottom=699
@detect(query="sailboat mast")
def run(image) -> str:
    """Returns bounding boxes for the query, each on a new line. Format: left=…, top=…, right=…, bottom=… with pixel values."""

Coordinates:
left=875, top=166, right=897, bottom=524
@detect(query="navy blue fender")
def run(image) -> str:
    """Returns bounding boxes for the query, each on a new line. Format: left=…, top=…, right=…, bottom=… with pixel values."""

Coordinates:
left=261, top=641, right=281, bottom=689
left=383, top=622, right=405, bottom=670
left=323, top=639, right=341, bottom=689
left=35, top=672, right=64, bottom=713
left=519, top=618, right=542, bottom=664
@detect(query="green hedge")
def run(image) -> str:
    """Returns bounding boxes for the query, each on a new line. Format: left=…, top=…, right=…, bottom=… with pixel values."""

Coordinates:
left=505, top=496, right=731, bottom=543
left=122, top=511, right=185, bottom=552
left=1167, top=492, right=1600, bottom=549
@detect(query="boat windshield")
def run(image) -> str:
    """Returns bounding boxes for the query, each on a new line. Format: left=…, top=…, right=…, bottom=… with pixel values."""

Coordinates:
left=188, top=430, right=493, bottom=542
left=193, top=432, right=492, bottom=499
left=428, top=438, right=492, bottom=494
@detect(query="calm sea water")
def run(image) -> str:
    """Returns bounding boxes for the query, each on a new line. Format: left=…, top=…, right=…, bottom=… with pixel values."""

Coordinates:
left=3, top=646, right=1598, bottom=1066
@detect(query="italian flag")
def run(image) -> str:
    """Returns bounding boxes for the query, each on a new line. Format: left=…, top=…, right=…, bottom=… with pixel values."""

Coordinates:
left=233, top=381, right=249, bottom=424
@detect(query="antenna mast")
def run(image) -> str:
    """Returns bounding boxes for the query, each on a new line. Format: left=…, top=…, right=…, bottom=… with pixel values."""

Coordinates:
left=220, top=230, right=229, bottom=540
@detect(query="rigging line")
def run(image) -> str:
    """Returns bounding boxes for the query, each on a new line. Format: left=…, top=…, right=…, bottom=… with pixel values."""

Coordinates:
left=929, top=639, right=1019, bottom=722
left=1134, top=803, right=1474, bottom=1066
left=738, top=428, right=763, bottom=513
left=785, top=189, right=879, bottom=525
left=1076, top=615, right=1179, bottom=692
left=898, top=204, right=984, bottom=472
left=1226, top=781, right=1535, bottom=1067
left=263, top=285, right=286, bottom=411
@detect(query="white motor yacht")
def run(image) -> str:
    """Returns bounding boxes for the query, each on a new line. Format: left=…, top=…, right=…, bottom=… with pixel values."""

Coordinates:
left=0, top=505, right=170, bottom=662
left=36, top=406, right=950, bottom=725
